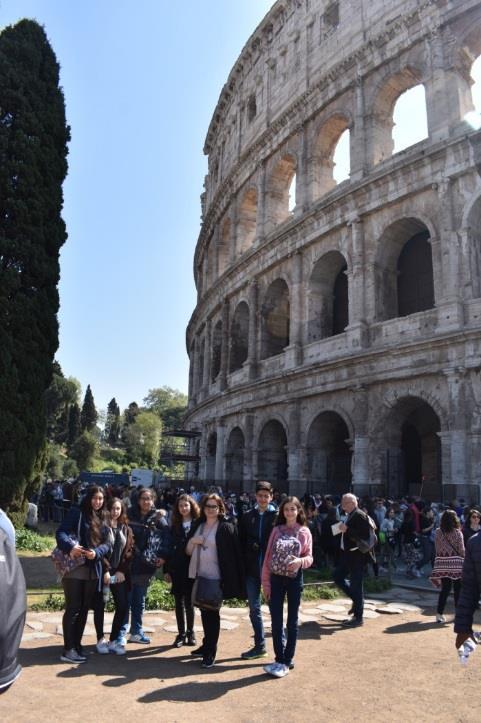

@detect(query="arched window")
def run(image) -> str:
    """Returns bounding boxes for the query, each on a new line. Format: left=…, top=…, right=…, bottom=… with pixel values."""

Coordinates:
left=226, top=427, right=245, bottom=485
left=332, top=128, right=350, bottom=185
left=229, top=302, right=249, bottom=373
left=266, top=154, right=297, bottom=230
left=261, top=279, right=290, bottom=359
left=218, top=217, right=230, bottom=276
left=288, top=174, right=296, bottom=214
left=397, top=231, right=434, bottom=317
left=392, top=85, right=428, bottom=153
left=314, top=114, right=350, bottom=198
left=308, top=251, right=348, bottom=341
left=237, top=187, right=257, bottom=255
left=257, top=420, right=288, bottom=491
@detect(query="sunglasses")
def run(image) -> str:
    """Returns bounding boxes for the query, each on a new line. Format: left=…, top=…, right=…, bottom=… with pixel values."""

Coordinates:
left=205, top=504, right=219, bottom=510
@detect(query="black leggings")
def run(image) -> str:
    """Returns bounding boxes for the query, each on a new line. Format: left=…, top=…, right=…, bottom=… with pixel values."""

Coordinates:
left=110, top=582, right=129, bottom=642
left=200, top=608, right=220, bottom=656
left=92, top=588, right=105, bottom=641
left=437, top=577, right=461, bottom=615
left=62, top=577, right=97, bottom=651
left=174, top=592, right=195, bottom=635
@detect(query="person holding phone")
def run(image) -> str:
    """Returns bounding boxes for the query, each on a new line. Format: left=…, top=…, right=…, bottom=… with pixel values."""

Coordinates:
left=55, top=486, right=111, bottom=663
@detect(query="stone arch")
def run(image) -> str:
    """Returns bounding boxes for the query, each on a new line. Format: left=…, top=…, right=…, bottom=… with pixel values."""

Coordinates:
left=188, top=340, right=195, bottom=398
left=462, top=26, right=481, bottom=115
left=237, top=186, right=257, bottom=255
left=197, top=337, right=205, bottom=391
left=307, top=250, right=349, bottom=341
left=211, top=319, right=223, bottom=382
left=257, top=419, right=288, bottom=491
left=261, top=278, right=290, bottom=359
left=265, top=153, right=297, bottom=229
left=218, top=216, right=231, bottom=276
left=205, top=430, right=217, bottom=481
left=229, top=301, right=249, bottom=373
left=369, top=67, right=426, bottom=166
left=306, top=410, right=352, bottom=494
left=313, top=112, right=351, bottom=198
left=375, top=217, right=434, bottom=321
left=375, top=395, right=442, bottom=500
left=225, top=426, right=245, bottom=486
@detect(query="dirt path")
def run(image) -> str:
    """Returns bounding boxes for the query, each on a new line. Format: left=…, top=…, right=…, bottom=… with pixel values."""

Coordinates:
left=3, top=589, right=481, bottom=723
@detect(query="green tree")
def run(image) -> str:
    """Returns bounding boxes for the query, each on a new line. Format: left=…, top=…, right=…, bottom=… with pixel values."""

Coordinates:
left=62, top=458, right=79, bottom=479
left=45, top=443, right=63, bottom=479
left=70, top=430, right=98, bottom=472
left=0, top=20, right=70, bottom=521
left=124, top=411, right=162, bottom=467
left=45, top=361, right=81, bottom=443
left=120, top=401, right=140, bottom=447
left=80, top=384, right=98, bottom=432
left=105, top=397, right=121, bottom=446
left=143, top=386, right=188, bottom=430
left=66, top=402, right=81, bottom=449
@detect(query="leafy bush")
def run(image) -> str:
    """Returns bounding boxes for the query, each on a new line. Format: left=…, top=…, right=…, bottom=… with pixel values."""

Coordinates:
left=364, top=576, right=392, bottom=593
left=31, top=593, right=64, bottom=612
left=302, top=583, right=340, bottom=601
left=16, top=527, right=55, bottom=552
left=145, top=579, right=175, bottom=610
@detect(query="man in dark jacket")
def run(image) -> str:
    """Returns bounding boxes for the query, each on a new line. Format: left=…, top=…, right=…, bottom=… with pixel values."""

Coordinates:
left=333, top=493, right=371, bottom=627
left=238, top=481, right=277, bottom=659
left=454, top=531, right=481, bottom=649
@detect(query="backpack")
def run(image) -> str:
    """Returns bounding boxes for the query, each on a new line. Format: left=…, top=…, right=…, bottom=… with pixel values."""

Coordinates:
left=354, top=514, right=378, bottom=554
left=0, top=528, right=26, bottom=692
left=270, top=530, right=302, bottom=577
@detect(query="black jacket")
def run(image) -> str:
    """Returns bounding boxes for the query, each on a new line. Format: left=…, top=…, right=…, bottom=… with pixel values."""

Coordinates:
left=128, top=508, right=172, bottom=576
left=239, top=507, right=277, bottom=579
left=189, top=518, right=246, bottom=600
left=164, top=522, right=194, bottom=596
left=454, top=532, right=481, bottom=633
left=342, top=508, right=371, bottom=568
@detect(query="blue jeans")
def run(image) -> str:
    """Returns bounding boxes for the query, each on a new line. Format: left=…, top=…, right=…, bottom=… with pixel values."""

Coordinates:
left=333, top=556, right=364, bottom=620
left=119, top=582, right=148, bottom=638
left=269, top=573, right=302, bottom=666
left=245, top=575, right=265, bottom=649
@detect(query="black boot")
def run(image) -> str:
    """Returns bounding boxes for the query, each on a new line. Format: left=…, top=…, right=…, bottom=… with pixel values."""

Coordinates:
left=186, top=630, right=197, bottom=646
left=173, top=633, right=185, bottom=648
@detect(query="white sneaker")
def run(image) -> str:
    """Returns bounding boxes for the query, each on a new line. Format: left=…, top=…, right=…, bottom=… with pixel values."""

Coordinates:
left=108, top=641, right=126, bottom=656
left=96, top=639, right=109, bottom=654
left=263, top=662, right=280, bottom=675
left=436, top=614, right=446, bottom=623
left=271, top=663, right=289, bottom=678
left=60, top=648, right=87, bottom=664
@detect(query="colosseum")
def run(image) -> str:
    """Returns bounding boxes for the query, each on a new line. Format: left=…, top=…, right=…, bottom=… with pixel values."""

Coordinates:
left=184, top=0, right=481, bottom=503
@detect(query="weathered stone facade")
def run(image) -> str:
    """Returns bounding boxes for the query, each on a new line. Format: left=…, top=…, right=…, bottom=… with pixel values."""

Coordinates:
left=185, top=0, right=481, bottom=502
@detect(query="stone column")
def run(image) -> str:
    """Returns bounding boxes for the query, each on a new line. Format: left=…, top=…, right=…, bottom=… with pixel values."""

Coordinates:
left=294, top=123, right=309, bottom=215
left=215, top=421, right=226, bottom=483
left=255, top=161, right=267, bottom=245
left=287, top=251, right=303, bottom=365
left=350, top=71, right=368, bottom=180
left=444, top=367, right=468, bottom=495
left=243, top=413, right=255, bottom=489
left=424, top=29, right=474, bottom=143
left=350, top=384, right=370, bottom=496
left=202, top=320, right=212, bottom=392
left=246, top=279, right=258, bottom=380
left=435, top=178, right=464, bottom=329
left=288, top=402, right=304, bottom=497
left=219, top=299, right=230, bottom=391
left=346, top=216, right=369, bottom=349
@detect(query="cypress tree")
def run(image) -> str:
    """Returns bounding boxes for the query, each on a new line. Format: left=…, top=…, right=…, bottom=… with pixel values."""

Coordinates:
left=105, top=397, right=121, bottom=446
left=0, top=20, right=70, bottom=521
left=66, top=402, right=80, bottom=449
left=80, top=384, right=98, bottom=432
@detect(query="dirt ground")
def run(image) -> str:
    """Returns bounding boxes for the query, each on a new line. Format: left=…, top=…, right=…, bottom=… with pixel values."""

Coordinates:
left=3, top=590, right=481, bottom=723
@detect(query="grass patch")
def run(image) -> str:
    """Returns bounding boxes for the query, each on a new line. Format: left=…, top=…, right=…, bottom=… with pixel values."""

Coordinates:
left=16, top=528, right=56, bottom=553
left=364, top=576, right=392, bottom=593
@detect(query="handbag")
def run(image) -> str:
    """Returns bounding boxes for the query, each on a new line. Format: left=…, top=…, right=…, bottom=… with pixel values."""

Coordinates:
left=51, top=513, right=85, bottom=578
left=191, top=576, right=223, bottom=611
left=190, top=533, right=223, bottom=611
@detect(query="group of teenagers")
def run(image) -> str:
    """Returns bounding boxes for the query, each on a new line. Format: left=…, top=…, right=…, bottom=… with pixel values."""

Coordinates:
left=55, top=481, right=314, bottom=678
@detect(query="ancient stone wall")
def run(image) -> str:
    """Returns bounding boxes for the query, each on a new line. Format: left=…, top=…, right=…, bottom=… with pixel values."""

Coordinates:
left=185, top=0, right=481, bottom=502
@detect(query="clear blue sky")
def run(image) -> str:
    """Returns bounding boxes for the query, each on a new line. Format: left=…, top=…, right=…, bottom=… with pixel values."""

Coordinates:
left=1, top=0, right=273, bottom=414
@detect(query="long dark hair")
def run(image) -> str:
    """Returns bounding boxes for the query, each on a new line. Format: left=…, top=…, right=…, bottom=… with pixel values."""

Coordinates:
left=441, top=509, right=460, bottom=533
left=80, top=485, right=105, bottom=546
left=107, top=496, right=129, bottom=526
left=276, top=496, right=307, bottom=526
left=171, top=493, right=200, bottom=532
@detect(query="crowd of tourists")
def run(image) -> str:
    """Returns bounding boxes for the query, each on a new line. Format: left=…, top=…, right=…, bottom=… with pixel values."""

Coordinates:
left=24, top=481, right=481, bottom=679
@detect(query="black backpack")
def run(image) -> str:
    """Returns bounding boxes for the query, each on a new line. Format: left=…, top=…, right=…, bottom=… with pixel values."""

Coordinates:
left=0, top=528, right=26, bottom=693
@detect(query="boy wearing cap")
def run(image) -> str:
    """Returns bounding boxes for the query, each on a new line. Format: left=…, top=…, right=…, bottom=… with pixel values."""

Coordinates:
left=238, top=481, right=277, bottom=659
